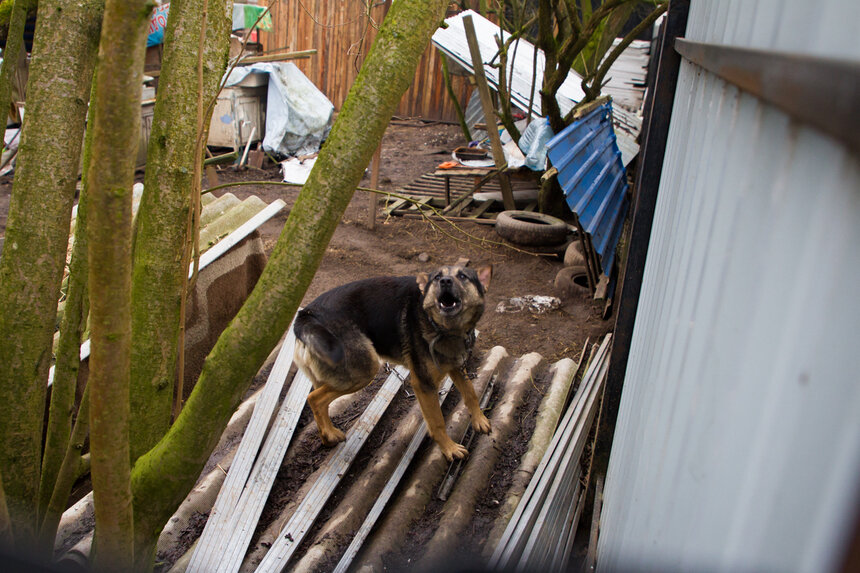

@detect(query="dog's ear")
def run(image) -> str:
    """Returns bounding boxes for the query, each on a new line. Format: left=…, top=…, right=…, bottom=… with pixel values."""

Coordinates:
left=416, top=272, right=430, bottom=294
left=475, top=265, right=493, bottom=291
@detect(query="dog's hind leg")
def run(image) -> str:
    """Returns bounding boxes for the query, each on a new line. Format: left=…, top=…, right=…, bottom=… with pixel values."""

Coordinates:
left=450, top=368, right=491, bottom=434
left=307, top=385, right=350, bottom=446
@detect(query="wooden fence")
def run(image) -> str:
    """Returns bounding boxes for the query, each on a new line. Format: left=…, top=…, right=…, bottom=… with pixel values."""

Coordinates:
left=261, top=1, right=472, bottom=122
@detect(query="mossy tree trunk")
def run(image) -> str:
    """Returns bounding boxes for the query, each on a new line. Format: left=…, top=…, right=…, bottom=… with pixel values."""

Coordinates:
left=0, top=0, right=102, bottom=548
left=37, top=75, right=99, bottom=550
left=85, top=0, right=151, bottom=569
left=129, top=0, right=449, bottom=566
left=0, top=472, right=11, bottom=551
left=37, top=92, right=93, bottom=528
left=129, top=0, right=231, bottom=465
left=0, top=0, right=34, bottom=149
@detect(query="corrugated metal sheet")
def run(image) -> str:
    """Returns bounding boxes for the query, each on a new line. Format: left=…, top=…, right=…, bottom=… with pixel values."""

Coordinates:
left=431, top=10, right=645, bottom=161
left=546, top=102, right=628, bottom=275
left=598, top=1, right=860, bottom=572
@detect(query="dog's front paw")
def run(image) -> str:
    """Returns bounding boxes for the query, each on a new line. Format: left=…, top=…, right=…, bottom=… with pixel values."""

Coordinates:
left=472, top=412, right=491, bottom=434
left=320, top=426, right=346, bottom=447
left=439, top=440, right=468, bottom=461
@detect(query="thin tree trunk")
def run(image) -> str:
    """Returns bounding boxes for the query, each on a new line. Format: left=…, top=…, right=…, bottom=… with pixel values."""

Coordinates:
left=86, top=1, right=150, bottom=569
left=129, top=0, right=449, bottom=567
left=129, top=0, right=231, bottom=464
left=0, top=0, right=33, bottom=150
left=0, top=0, right=102, bottom=547
left=39, top=384, right=91, bottom=551
left=441, top=56, right=471, bottom=142
left=37, top=77, right=98, bottom=529
left=0, top=471, right=11, bottom=551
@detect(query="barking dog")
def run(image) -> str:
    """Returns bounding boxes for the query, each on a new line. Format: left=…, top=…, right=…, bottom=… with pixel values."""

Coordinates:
left=293, top=265, right=493, bottom=460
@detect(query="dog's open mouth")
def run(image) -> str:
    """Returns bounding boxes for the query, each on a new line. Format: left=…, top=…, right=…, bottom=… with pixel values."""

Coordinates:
left=437, top=291, right=461, bottom=315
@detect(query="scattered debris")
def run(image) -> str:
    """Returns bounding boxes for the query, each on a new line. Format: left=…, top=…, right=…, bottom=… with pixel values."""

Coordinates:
left=453, top=146, right=488, bottom=162
left=563, top=241, right=585, bottom=268
left=431, top=10, right=645, bottom=164
left=255, top=367, right=405, bottom=572
left=422, top=354, right=542, bottom=566
left=187, top=326, right=309, bottom=573
left=222, top=62, right=333, bottom=157
left=0, top=127, right=21, bottom=177
left=495, top=210, right=569, bottom=247
left=496, top=295, right=562, bottom=314
left=554, top=266, right=590, bottom=296
left=247, top=144, right=265, bottom=169
left=330, top=374, right=461, bottom=573
left=280, top=155, right=316, bottom=184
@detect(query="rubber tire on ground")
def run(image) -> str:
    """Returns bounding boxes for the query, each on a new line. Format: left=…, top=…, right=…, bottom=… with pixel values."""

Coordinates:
left=554, top=265, right=590, bottom=296
left=495, top=210, right=569, bottom=246
left=564, top=241, right=585, bottom=267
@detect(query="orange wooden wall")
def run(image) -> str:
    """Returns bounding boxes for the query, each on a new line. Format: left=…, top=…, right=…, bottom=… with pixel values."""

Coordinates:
left=260, top=1, right=471, bottom=122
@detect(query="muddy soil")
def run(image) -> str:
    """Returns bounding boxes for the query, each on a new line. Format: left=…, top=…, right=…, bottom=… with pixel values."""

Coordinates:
left=0, top=119, right=613, bottom=569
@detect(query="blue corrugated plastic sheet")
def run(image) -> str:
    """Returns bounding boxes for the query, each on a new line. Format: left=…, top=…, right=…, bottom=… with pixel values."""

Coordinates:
left=546, top=102, right=629, bottom=275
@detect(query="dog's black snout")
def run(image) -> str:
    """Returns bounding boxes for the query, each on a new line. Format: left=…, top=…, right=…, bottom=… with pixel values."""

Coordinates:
left=439, top=276, right=453, bottom=288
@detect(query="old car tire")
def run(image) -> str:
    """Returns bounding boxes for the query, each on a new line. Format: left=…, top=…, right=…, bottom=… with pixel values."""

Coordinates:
left=495, top=210, right=568, bottom=246
left=554, top=265, right=590, bottom=296
left=564, top=241, right=586, bottom=267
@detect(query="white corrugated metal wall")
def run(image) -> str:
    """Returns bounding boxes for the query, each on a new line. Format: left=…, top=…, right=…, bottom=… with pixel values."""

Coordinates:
left=598, top=1, right=860, bottom=572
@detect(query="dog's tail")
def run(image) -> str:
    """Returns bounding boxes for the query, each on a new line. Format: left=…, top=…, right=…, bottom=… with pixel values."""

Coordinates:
left=294, top=309, right=344, bottom=367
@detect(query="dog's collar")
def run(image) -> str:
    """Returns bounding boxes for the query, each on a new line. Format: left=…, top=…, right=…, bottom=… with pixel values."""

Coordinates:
left=427, top=315, right=445, bottom=335
left=426, top=318, right=476, bottom=369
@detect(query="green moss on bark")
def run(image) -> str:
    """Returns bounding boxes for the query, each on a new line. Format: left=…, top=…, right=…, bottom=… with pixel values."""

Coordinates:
left=37, top=72, right=98, bottom=547
left=0, top=0, right=101, bottom=547
left=0, top=0, right=34, bottom=149
left=129, top=0, right=231, bottom=466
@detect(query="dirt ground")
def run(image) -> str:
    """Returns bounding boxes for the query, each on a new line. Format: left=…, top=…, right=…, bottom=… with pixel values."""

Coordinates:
left=0, top=119, right=614, bottom=569
left=210, top=119, right=613, bottom=363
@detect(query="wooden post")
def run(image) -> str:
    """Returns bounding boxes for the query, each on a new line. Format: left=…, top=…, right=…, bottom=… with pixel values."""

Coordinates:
left=366, top=142, right=382, bottom=229
left=462, top=14, right=516, bottom=211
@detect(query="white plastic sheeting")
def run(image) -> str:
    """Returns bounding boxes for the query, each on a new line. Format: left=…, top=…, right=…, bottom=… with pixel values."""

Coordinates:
left=224, top=63, right=333, bottom=157
left=598, top=1, right=860, bottom=572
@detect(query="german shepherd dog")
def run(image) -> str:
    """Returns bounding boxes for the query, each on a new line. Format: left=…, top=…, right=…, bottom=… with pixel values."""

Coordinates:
left=293, top=265, right=493, bottom=461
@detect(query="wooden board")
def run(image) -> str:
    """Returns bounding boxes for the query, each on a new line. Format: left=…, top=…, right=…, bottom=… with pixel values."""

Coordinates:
left=187, top=324, right=303, bottom=573
left=254, top=367, right=407, bottom=572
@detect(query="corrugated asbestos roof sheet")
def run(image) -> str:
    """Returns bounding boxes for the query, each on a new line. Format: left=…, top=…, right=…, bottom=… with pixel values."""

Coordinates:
left=546, top=102, right=628, bottom=275
left=431, top=9, right=646, bottom=165
left=50, top=189, right=285, bottom=386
